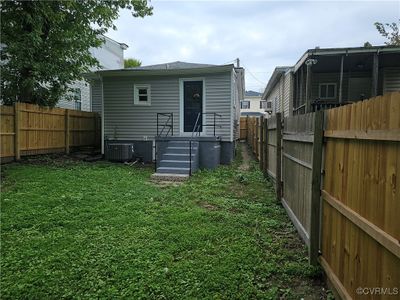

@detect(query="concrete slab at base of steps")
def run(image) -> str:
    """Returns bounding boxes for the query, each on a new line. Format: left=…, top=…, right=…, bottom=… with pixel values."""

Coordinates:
left=150, top=173, right=189, bottom=182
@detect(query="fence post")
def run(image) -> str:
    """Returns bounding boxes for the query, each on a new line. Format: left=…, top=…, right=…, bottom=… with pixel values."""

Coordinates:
left=65, top=110, right=70, bottom=154
left=259, top=116, right=264, bottom=170
left=14, top=102, right=21, bottom=160
left=309, top=110, right=324, bottom=265
left=264, top=118, right=268, bottom=177
left=276, top=113, right=282, bottom=201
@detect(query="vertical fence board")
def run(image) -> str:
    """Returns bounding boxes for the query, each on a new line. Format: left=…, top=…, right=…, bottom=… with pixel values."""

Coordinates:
left=1, top=103, right=100, bottom=162
left=321, top=92, right=400, bottom=299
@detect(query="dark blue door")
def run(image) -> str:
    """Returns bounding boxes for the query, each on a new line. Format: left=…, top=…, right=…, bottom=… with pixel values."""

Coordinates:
left=184, top=81, right=203, bottom=132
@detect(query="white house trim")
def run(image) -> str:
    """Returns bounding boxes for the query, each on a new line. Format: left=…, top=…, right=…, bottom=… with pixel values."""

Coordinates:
left=179, top=77, right=206, bottom=136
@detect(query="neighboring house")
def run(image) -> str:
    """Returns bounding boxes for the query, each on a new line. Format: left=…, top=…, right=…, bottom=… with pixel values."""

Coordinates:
left=86, top=61, right=245, bottom=174
left=57, top=36, right=128, bottom=111
left=263, top=45, right=400, bottom=116
left=262, top=67, right=293, bottom=118
left=240, top=90, right=266, bottom=117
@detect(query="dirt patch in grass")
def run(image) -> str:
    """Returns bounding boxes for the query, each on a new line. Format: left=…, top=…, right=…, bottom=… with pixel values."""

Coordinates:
left=197, top=201, right=220, bottom=211
left=238, top=142, right=251, bottom=171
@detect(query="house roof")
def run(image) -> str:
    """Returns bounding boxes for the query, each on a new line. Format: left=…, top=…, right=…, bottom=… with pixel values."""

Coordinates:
left=293, top=45, right=400, bottom=72
left=245, top=90, right=262, bottom=97
left=262, top=66, right=292, bottom=100
left=126, top=61, right=216, bottom=70
left=87, top=61, right=237, bottom=78
left=102, top=35, right=129, bottom=50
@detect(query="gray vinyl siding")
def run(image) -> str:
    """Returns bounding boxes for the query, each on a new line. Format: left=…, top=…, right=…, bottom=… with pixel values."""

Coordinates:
left=204, top=73, right=232, bottom=139
left=383, top=68, right=400, bottom=93
left=91, top=80, right=103, bottom=114
left=310, top=71, right=372, bottom=102
left=102, top=71, right=233, bottom=143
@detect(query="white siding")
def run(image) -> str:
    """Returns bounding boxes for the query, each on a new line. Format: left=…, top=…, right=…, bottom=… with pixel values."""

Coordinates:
left=58, top=37, right=125, bottom=111
left=283, top=72, right=293, bottom=117
left=89, top=38, right=125, bottom=70
left=265, top=72, right=293, bottom=118
left=102, top=71, right=233, bottom=142
left=57, top=80, right=91, bottom=111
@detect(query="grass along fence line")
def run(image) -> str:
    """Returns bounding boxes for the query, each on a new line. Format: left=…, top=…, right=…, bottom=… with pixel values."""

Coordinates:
left=0, top=147, right=327, bottom=299
left=243, top=92, right=400, bottom=299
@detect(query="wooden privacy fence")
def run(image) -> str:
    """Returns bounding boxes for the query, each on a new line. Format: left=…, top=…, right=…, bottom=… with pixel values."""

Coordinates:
left=320, top=93, right=400, bottom=299
left=1, top=102, right=100, bottom=162
left=243, top=92, right=400, bottom=299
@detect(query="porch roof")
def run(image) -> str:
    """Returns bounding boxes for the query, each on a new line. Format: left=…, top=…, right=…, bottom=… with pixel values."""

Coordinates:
left=293, top=45, right=400, bottom=72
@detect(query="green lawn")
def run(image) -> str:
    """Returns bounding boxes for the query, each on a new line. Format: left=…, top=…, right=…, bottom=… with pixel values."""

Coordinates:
left=1, top=149, right=326, bottom=299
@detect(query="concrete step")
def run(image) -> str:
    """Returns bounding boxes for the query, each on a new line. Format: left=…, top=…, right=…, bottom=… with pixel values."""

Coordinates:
left=166, top=146, right=198, bottom=154
left=162, top=153, right=196, bottom=162
left=159, top=159, right=192, bottom=168
left=167, top=141, right=199, bottom=148
left=156, top=166, right=191, bottom=174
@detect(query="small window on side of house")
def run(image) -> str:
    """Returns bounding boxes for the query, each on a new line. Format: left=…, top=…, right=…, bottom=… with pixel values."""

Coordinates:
left=260, top=101, right=267, bottom=109
left=319, top=83, right=336, bottom=99
left=74, top=88, right=82, bottom=111
left=241, top=100, right=250, bottom=109
left=134, top=84, right=151, bottom=105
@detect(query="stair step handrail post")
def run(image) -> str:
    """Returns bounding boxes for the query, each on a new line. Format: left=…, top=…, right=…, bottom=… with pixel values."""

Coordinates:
left=189, top=139, right=192, bottom=176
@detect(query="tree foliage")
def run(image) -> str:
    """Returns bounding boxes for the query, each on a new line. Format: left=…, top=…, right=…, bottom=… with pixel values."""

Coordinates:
left=363, top=41, right=372, bottom=47
left=374, top=20, right=400, bottom=46
left=124, top=58, right=142, bottom=68
left=0, top=1, right=152, bottom=106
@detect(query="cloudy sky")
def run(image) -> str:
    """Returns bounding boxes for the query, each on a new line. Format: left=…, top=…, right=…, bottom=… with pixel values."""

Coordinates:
left=106, top=0, right=399, bottom=93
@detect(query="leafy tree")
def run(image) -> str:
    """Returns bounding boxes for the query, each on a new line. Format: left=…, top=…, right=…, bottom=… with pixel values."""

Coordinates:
left=363, top=41, right=372, bottom=47
left=124, top=58, right=142, bottom=68
left=1, top=1, right=152, bottom=106
left=374, top=20, right=400, bottom=46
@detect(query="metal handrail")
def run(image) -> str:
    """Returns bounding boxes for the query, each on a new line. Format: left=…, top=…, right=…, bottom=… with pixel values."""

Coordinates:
left=187, top=112, right=222, bottom=175
left=156, top=113, right=174, bottom=137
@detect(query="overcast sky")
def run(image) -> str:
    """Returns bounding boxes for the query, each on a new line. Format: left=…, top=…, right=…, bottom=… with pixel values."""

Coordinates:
left=106, top=0, right=399, bottom=93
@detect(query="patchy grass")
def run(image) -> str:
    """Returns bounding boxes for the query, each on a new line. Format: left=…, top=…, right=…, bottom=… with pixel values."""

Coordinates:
left=1, top=150, right=326, bottom=299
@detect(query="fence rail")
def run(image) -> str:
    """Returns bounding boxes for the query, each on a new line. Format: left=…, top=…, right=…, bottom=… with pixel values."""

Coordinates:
left=241, top=91, right=400, bottom=299
left=1, top=103, right=100, bottom=162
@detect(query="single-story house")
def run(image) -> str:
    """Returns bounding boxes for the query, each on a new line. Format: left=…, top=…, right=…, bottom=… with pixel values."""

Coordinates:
left=87, top=61, right=244, bottom=175
left=262, top=45, right=400, bottom=116
left=262, top=66, right=292, bottom=118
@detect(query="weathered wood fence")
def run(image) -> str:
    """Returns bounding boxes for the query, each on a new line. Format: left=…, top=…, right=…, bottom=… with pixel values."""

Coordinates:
left=241, top=92, right=400, bottom=299
left=1, top=103, right=100, bottom=162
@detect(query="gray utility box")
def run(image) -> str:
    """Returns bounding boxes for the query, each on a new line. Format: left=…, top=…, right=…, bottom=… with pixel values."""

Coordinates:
left=106, top=143, right=134, bottom=162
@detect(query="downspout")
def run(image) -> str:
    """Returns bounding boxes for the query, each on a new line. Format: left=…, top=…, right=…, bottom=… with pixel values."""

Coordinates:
left=99, top=73, right=105, bottom=155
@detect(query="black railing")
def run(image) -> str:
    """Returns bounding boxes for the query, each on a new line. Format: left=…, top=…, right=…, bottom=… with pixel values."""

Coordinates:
left=311, top=99, right=352, bottom=112
left=156, top=113, right=174, bottom=137
left=188, top=112, right=222, bottom=175
left=154, top=112, right=221, bottom=176
left=191, top=112, right=222, bottom=137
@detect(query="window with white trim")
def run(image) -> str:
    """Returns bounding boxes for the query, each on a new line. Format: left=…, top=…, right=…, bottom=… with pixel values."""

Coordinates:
left=319, top=83, right=336, bottom=99
left=134, top=84, right=151, bottom=105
